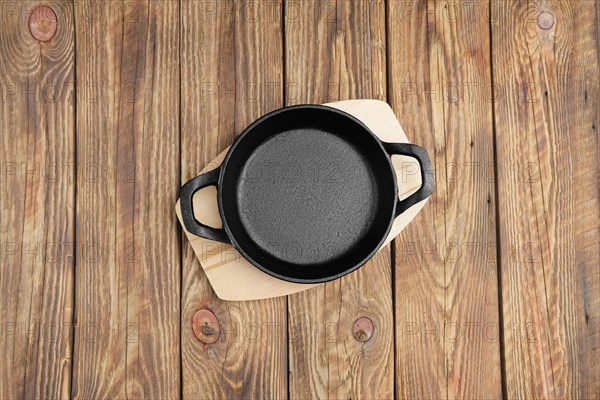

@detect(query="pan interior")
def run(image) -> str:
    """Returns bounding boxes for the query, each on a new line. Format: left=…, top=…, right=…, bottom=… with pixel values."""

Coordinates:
left=221, top=107, right=395, bottom=282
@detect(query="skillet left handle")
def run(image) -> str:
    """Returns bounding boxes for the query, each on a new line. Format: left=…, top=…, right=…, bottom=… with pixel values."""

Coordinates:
left=180, top=167, right=231, bottom=243
left=382, top=142, right=434, bottom=217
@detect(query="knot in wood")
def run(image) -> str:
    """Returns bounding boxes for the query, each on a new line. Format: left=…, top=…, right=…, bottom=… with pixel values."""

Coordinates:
left=537, top=12, right=555, bottom=30
left=29, top=6, right=57, bottom=42
left=192, top=309, right=220, bottom=344
left=352, top=316, right=374, bottom=342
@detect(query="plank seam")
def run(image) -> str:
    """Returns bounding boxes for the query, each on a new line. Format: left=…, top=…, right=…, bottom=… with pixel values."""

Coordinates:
left=383, top=1, right=397, bottom=399
left=70, top=0, right=78, bottom=398
left=281, top=1, right=292, bottom=399
left=178, top=0, right=184, bottom=398
left=488, top=1, right=507, bottom=398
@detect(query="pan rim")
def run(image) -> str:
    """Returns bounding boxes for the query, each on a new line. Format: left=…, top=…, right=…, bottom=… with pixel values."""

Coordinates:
left=216, top=104, right=398, bottom=284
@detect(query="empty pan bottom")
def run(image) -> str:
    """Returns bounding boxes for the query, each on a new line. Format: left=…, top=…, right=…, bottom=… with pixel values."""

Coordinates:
left=235, top=128, right=382, bottom=266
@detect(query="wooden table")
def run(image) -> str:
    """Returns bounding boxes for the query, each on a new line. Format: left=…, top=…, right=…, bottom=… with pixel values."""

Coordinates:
left=0, top=1, right=598, bottom=399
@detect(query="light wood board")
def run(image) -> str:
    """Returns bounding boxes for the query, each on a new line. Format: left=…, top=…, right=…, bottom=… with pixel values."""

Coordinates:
left=388, top=1, right=502, bottom=398
left=0, top=2, right=75, bottom=398
left=176, top=99, right=429, bottom=300
left=72, top=2, right=181, bottom=398
left=492, top=1, right=600, bottom=398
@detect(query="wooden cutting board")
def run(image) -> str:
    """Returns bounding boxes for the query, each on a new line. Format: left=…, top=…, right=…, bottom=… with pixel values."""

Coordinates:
left=176, top=99, right=429, bottom=300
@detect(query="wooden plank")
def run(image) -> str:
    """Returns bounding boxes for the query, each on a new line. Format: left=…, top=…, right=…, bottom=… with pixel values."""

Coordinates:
left=0, top=1, right=75, bottom=399
left=388, top=0, right=502, bottom=398
left=285, top=1, right=394, bottom=398
left=72, top=1, right=180, bottom=398
left=180, top=0, right=287, bottom=398
left=491, top=0, right=600, bottom=397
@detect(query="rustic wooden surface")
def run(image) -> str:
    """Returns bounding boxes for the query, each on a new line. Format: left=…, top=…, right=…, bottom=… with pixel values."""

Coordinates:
left=492, top=1, right=600, bottom=398
left=72, top=1, right=180, bottom=398
left=388, top=1, right=502, bottom=398
left=0, top=0, right=598, bottom=399
left=0, top=1, right=75, bottom=398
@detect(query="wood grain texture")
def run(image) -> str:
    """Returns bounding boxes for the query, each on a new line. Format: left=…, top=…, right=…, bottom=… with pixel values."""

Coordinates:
left=388, top=0, right=502, bottom=398
left=285, top=2, right=394, bottom=399
left=0, top=1, right=75, bottom=399
left=180, top=0, right=287, bottom=398
left=72, top=1, right=180, bottom=398
left=1, top=0, right=599, bottom=396
left=492, top=0, right=600, bottom=398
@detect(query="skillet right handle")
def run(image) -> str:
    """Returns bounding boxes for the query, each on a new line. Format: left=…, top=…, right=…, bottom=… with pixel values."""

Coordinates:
left=382, top=143, right=435, bottom=217
left=180, top=167, right=231, bottom=243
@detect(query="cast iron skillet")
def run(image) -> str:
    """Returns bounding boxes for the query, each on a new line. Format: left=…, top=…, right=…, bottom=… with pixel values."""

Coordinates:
left=180, top=104, right=434, bottom=283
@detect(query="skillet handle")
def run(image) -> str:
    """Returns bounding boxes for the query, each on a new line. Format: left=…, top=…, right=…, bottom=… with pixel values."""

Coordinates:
left=180, top=167, right=231, bottom=243
left=382, top=143, right=434, bottom=217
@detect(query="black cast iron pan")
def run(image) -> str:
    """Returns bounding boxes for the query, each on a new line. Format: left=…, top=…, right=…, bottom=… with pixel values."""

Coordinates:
left=180, top=104, right=434, bottom=283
